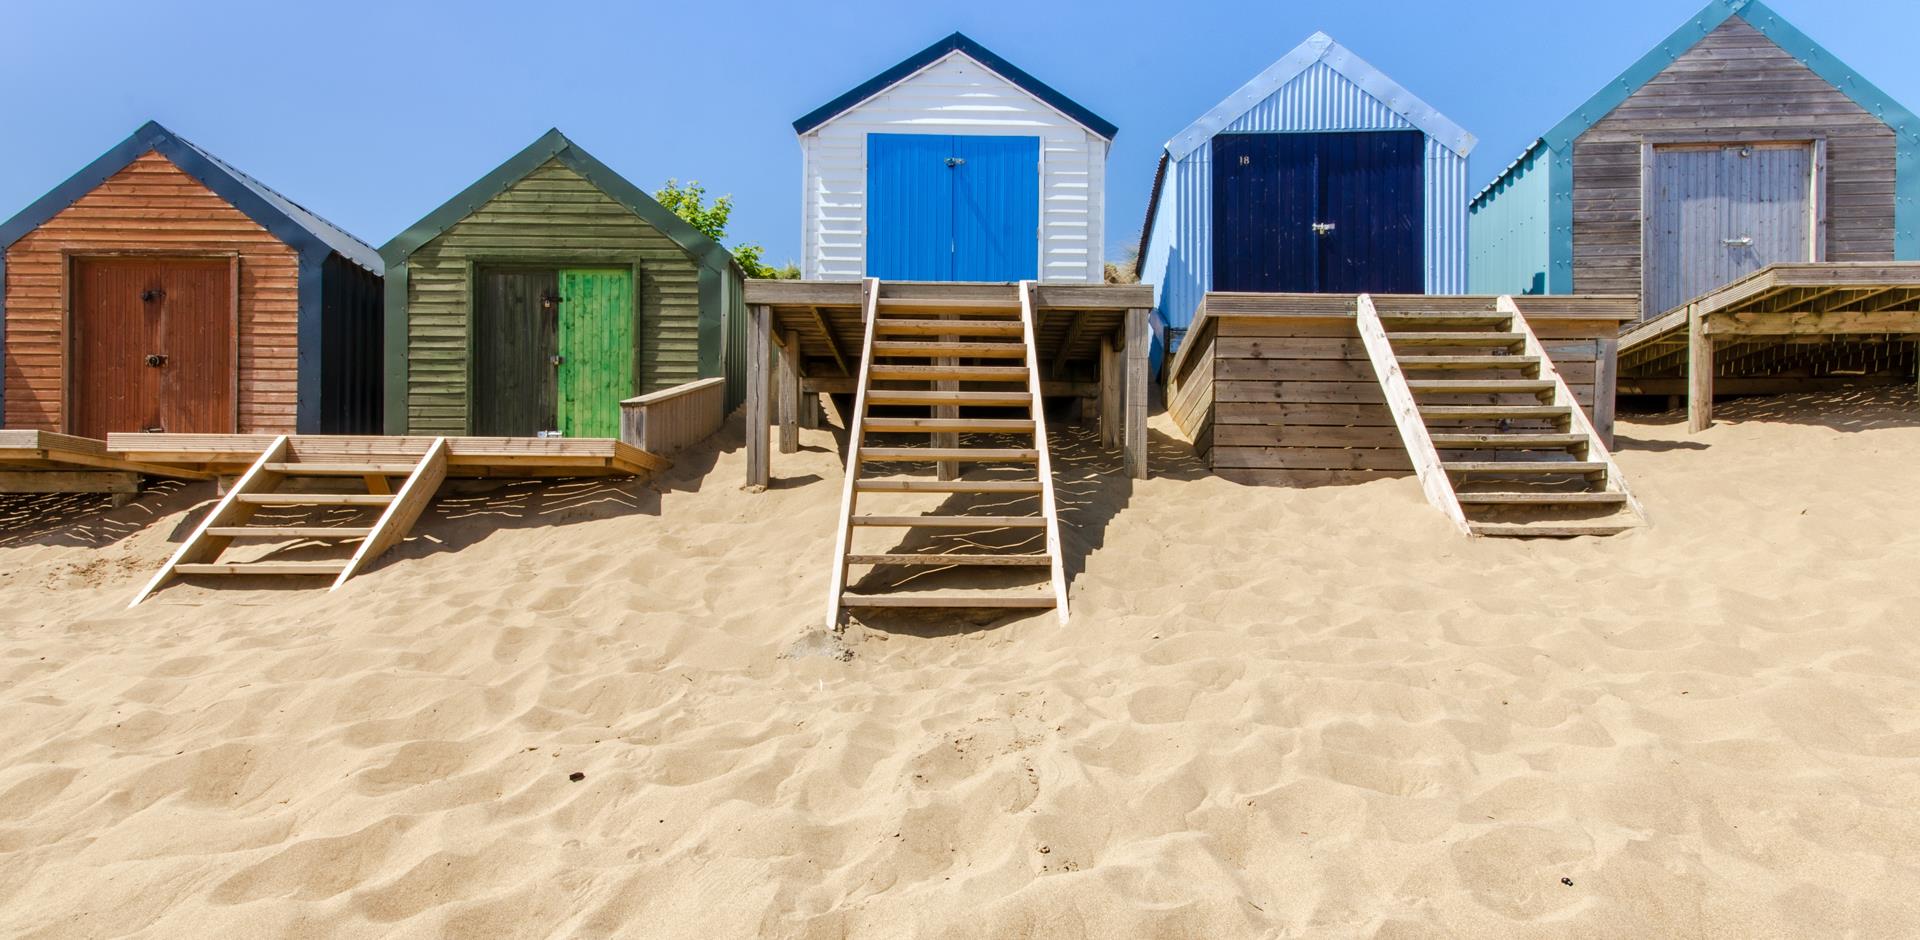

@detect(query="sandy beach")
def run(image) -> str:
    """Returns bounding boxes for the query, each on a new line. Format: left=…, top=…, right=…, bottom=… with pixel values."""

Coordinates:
left=1, top=390, right=1917, bottom=938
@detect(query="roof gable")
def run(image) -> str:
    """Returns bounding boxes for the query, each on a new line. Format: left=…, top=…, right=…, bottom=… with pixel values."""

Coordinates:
left=0, top=120, right=381, bottom=273
left=1543, top=0, right=1918, bottom=152
left=379, top=129, right=736, bottom=276
left=1166, top=32, right=1475, bottom=161
left=792, top=32, right=1117, bottom=140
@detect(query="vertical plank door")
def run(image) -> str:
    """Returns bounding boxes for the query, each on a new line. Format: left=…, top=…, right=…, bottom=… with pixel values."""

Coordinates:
left=1316, top=130, right=1425, bottom=293
left=556, top=267, right=637, bottom=438
left=1211, top=133, right=1318, bottom=292
left=1646, top=143, right=1810, bottom=320
left=71, top=257, right=232, bottom=437
left=473, top=266, right=558, bottom=436
left=866, top=134, right=955, bottom=280
left=950, top=135, right=1040, bottom=281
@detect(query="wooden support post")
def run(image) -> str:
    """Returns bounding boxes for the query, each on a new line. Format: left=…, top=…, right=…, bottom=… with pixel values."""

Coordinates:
left=1124, top=308, right=1149, bottom=479
left=1688, top=304, right=1714, bottom=433
left=778, top=329, right=800, bottom=455
left=1593, top=335, right=1618, bottom=448
left=745, top=304, right=771, bottom=488
left=1099, top=334, right=1119, bottom=450
left=935, top=316, right=959, bottom=481
left=800, top=392, right=820, bottom=430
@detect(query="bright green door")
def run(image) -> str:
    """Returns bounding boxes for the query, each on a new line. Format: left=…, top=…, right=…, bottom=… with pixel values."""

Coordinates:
left=555, top=267, right=636, bottom=437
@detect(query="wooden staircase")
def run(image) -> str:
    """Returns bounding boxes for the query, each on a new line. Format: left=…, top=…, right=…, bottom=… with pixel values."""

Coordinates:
left=130, top=435, right=449, bottom=605
left=824, top=279, right=1069, bottom=629
left=1356, top=294, right=1646, bottom=538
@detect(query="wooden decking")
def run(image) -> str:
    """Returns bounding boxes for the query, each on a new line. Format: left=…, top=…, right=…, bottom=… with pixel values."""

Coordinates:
left=101, top=434, right=668, bottom=478
left=741, top=280, right=1153, bottom=488
left=0, top=430, right=214, bottom=494
left=1618, top=263, right=1920, bottom=431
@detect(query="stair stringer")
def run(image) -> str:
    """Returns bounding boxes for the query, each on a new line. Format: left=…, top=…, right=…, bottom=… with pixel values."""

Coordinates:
left=1355, top=294, right=1472, bottom=535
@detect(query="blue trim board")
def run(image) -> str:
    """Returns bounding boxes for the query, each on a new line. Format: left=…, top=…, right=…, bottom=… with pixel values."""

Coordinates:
left=1548, top=149, right=1574, bottom=294
left=295, top=254, right=326, bottom=433
left=792, top=32, right=1117, bottom=140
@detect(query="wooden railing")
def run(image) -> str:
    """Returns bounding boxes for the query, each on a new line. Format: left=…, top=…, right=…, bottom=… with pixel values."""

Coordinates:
left=1018, top=280, right=1070, bottom=625
left=619, top=377, right=726, bottom=456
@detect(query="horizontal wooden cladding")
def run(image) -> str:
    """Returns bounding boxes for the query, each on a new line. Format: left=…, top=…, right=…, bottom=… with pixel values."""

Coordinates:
left=404, top=158, right=704, bottom=434
left=3, top=151, right=299, bottom=433
left=1572, top=16, right=1899, bottom=301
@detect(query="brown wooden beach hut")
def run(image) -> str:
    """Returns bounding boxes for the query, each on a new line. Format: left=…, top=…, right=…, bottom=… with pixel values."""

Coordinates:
left=0, top=121, right=383, bottom=439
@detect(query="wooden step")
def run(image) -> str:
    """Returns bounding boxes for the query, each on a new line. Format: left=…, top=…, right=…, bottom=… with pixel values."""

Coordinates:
left=862, top=418, right=1035, bottom=434
left=1429, top=432, right=1588, bottom=449
left=1470, top=520, right=1639, bottom=538
left=847, top=553, right=1051, bottom=566
left=851, top=515, right=1047, bottom=528
left=868, top=365, right=1029, bottom=382
left=1379, top=312, right=1512, bottom=327
left=860, top=448, right=1037, bottom=463
left=840, top=592, right=1056, bottom=609
left=1407, top=379, right=1556, bottom=396
left=174, top=561, right=350, bottom=576
left=1390, top=332, right=1526, bottom=347
left=872, top=341, right=1026, bottom=358
left=1419, top=404, right=1572, bottom=420
left=236, top=494, right=395, bottom=507
left=876, top=298, right=1021, bottom=313
left=1443, top=460, right=1607, bottom=475
left=1396, top=355, right=1540, bottom=371
left=864, top=389, right=1033, bottom=407
left=262, top=463, right=418, bottom=475
left=1454, top=492, right=1629, bottom=505
left=874, top=319, right=1024, bottom=336
left=204, top=526, right=374, bottom=539
left=856, top=479, right=1043, bottom=494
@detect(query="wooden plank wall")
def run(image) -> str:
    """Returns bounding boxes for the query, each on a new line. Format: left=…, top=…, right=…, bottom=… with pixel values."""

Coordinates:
left=2, top=151, right=300, bottom=432
left=1572, top=17, right=1897, bottom=302
left=618, top=376, right=725, bottom=456
left=404, top=158, right=702, bottom=434
left=1197, top=316, right=1606, bottom=486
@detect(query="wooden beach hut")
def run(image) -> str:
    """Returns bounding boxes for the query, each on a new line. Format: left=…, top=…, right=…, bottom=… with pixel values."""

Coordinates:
left=794, top=32, right=1117, bottom=283
left=1469, top=0, right=1920, bottom=428
left=0, top=121, right=383, bottom=440
left=1137, top=32, right=1476, bottom=353
left=380, top=129, right=746, bottom=437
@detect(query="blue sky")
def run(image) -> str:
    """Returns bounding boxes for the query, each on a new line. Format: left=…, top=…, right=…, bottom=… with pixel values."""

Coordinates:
left=2, top=0, right=1914, bottom=267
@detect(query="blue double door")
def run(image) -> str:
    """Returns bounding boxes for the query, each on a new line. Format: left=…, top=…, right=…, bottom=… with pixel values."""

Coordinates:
left=1211, top=130, right=1425, bottom=294
left=867, top=133, right=1040, bottom=281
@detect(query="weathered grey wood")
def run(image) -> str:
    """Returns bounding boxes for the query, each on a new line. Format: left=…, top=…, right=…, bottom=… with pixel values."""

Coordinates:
left=1689, top=304, right=1715, bottom=432
left=1594, top=336, right=1619, bottom=447
left=824, top=280, right=878, bottom=630
left=619, top=377, right=726, bottom=456
left=745, top=305, right=771, bottom=488
left=0, top=471, right=138, bottom=494
left=935, top=317, right=959, bottom=481
left=1124, top=308, right=1148, bottom=480
left=1099, top=334, right=1119, bottom=450
left=778, top=329, right=800, bottom=455
left=1355, top=295, right=1469, bottom=534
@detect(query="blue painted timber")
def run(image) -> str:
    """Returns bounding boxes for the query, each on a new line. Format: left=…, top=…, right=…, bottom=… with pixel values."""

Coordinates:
left=867, top=133, right=1038, bottom=281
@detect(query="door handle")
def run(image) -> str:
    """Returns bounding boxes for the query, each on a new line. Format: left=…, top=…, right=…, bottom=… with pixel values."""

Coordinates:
left=144, top=354, right=168, bottom=367
left=1312, top=222, right=1336, bottom=236
left=944, top=157, right=965, bottom=167
left=1723, top=236, right=1754, bottom=248
left=550, top=355, right=565, bottom=366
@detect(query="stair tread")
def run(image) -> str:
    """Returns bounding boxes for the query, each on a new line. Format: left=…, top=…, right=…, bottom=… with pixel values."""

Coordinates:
left=1396, top=355, right=1541, bottom=369
left=205, top=526, right=374, bottom=538
left=872, top=341, right=1025, bottom=357
left=869, top=365, right=1030, bottom=381
left=1455, top=492, right=1628, bottom=504
left=876, top=298, right=1021, bottom=312
left=875, top=319, right=1024, bottom=335
left=237, top=493, right=396, bottom=506
left=1430, top=432, right=1589, bottom=447
left=1408, top=379, right=1556, bottom=392
left=1444, top=460, right=1608, bottom=473
left=862, top=418, right=1035, bottom=433
left=1471, top=521, right=1640, bottom=538
left=846, top=553, right=1051, bottom=566
left=1380, top=312, right=1511, bottom=322
left=864, top=390, right=1033, bottom=405
left=174, top=561, right=350, bottom=575
left=1390, top=332, right=1526, bottom=345
left=840, top=591, right=1056, bottom=609
left=861, top=448, right=1037, bottom=462
left=262, top=463, right=418, bottom=475
left=1420, top=404, right=1572, bottom=418
left=852, top=514, right=1046, bottom=527
left=856, top=479, right=1042, bottom=493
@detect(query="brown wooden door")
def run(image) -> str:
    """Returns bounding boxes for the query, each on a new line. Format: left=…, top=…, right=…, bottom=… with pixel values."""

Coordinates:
left=70, top=257, right=233, bottom=437
left=472, top=266, right=560, bottom=436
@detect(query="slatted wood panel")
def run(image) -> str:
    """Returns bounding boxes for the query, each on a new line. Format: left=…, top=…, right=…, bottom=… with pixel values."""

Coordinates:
left=3, top=151, right=299, bottom=432
left=403, top=159, right=700, bottom=434
left=618, top=377, right=726, bottom=455
left=1572, top=17, right=1896, bottom=303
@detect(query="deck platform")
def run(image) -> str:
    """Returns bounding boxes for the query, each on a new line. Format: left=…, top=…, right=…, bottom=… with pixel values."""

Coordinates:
left=0, top=430, right=214, bottom=493
left=102, top=434, right=669, bottom=478
left=1619, top=263, right=1920, bottom=431
left=742, top=280, right=1155, bottom=487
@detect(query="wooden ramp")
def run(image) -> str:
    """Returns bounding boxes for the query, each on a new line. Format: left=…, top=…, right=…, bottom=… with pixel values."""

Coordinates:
left=0, top=430, right=211, bottom=495
left=825, top=279, right=1069, bottom=628
left=1357, top=294, right=1646, bottom=538
left=120, top=434, right=668, bottom=605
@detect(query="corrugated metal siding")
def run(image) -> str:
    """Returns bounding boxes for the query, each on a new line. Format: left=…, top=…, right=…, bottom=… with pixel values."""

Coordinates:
left=319, top=253, right=384, bottom=433
left=1148, top=61, right=1469, bottom=331
left=723, top=274, right=747, bottom=413
left=799, top=51, right=1105, bottom=283
left=1468, top=146, right=1552, bottom=295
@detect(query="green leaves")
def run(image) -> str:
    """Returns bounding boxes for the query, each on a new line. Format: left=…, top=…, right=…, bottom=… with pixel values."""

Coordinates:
left=656, top=178, right=798, bottom=279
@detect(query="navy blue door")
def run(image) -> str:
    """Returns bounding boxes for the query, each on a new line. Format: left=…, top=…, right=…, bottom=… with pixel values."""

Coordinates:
left=1211, top=130, right=1424, bottom=293
left=868, top=133, right=1038, bottom=281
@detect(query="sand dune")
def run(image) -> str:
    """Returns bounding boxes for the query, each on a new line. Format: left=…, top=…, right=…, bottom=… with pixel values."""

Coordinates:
left=2, top=390, right=1918, bottom=938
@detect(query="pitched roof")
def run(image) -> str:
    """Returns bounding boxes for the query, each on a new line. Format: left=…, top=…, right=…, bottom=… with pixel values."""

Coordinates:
left=0, top=120, right=382, bottom=273
left=378, top=128, right=737, bottom=277
left=1164, top=32, right=1475, bottom=161
left=1474, top=0, right=1920, bottom=203
left=791, top=31, right=1118, bottom=140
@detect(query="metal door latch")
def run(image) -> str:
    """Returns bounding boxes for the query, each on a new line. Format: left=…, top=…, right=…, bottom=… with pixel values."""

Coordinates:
left=1312, top=222, right=1337, bottom=236
left=140, top=289, right=164, bottom=303
left=550, top=354, right=565, bottom=366
left=944, top=157, right=966, bottom=167
left=144, top=354, right=168, bottom=367
left=1723, top=236, right=1754, bottom=248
